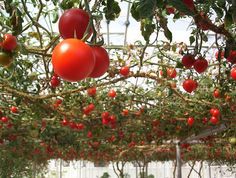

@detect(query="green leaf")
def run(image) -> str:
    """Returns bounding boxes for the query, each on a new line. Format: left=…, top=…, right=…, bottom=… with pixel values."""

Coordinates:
left=131, top=0, right=156, bottom=21
left=212, top=4, right=224, bottom=19
left=167, top=0, right=195, bottom=16
left=141, top=18, right=155, bottom=41
left=159, top=16, right=172, bottom=42
left=189, top=36, right=195, bottom=45
left=103, top=0, right=121, bottom=21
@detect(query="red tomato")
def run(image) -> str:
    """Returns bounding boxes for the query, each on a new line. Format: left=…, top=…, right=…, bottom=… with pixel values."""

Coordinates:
left=2, top=34, right=17, bottom=51
left=120, top=66, right=130, bottom=76
left=187, top=117, right=194, bottom=126
left=231, top=68, right=236, bottom=80
left=87, top=87, right=96, bottom=96
left=183, top=79, right=197, bottom=93
left=101, top=112, right=110, bottom=119
left=87, top=131, right=93, bottom=138
left=210, top=116, right=218, bottom=125
left=202, top=117, right=208, bottom=124
left=61, top=117, right=69, bottom=126
left=121, top=109, right=129, bottom=116
left=213, top=89, right=220, bottom=98
left=108, top=89, right=117, bottom=98
left=89, top=46, right=110, bottom=78
left=76, top=123, right=85, bottom=130
left=1, top=116, right=9, bottom=123
left=215, top=51, right=224, bottom=60
left=167, top=68, right=177, bottom=78
left=50, top=76, right=60, bottom=88
left=182, top=54, right=195, bottom=69
left=227, top=51, right=236, bottom=64
left=52, top=39, right=95, bottom=82
left=10, top=106, right=18, bottom=113
left=59, top=8, right=91, bottom=39
left=211, top=109, right=220, bottom=117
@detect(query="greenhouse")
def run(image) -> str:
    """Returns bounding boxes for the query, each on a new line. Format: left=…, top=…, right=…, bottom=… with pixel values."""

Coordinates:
left=0, top=0, right=236, bottom=177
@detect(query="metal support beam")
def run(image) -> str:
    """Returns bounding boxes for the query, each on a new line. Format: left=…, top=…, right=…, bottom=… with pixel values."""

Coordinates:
left=176, top=142, right=182, bottom=178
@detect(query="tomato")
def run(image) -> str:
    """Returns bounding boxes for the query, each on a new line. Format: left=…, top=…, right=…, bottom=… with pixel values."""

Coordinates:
left=10, top=106, right=18, bottom=113
left=231, top=68, right=236, bottom=80
left=227, top=51, right=236, bottom=64
left=89, top=46, right=110, bottom=78
left=213, top=89, right=220, bottom=98
left=0, top=51, right=13, bottom=67
left=76, top=123, right=85, bottom=130
left=193, top=57, right=208, bottom=74
left=183, top=79, right=197, bottom=93
left=108, top=89, right=117, bottom=98
left=101, top=111, right=110, bottom=119
left=87, top=131, right=93, bottom=138
left=182, top=54, right=195, bottom=69
left=187, top=117, right=194, bottom=126
left=2, top=34, right=17, bottom=51
left=183, top=0, right=195, bottom=11
left=58, top=8, right=91, bottom=39
left=202, top=117, right=208, bottom=124
left=211, top=108, right=220, bottom=117
left=1, top=116, right=9, bottom=123
left=52, top=39, right=95, bottom=82
left=210, top=116, right=218, bottom=125
left=50, top=75, right=60, bottom=88
left=167, top=68, right=177, bottom=78
left=87, top=87, right=97, bottom=96
left=121, top=109, right=129, bottom=116
left=215, top=51, right=224, bottom=60
left=61, top=117, right=69, bottom=126
left=120, top=66, right=130, bottom=76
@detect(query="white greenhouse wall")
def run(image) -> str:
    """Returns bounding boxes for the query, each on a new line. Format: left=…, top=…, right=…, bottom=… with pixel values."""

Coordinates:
left=45, top=160, right=236, bottom=178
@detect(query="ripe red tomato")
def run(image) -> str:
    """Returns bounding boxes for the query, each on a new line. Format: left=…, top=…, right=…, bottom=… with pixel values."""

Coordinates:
left=193, top=57, right=208, bottom=74
left=87, top=87, right=96, bottom=96
left=183, top=79, right=197, bottom=93
left=121, top=109, right=129, bottom=116
left=227, top=51, right=236, bottom=64
left=182, top=54, right=195, bottom=69
left=187, top=117, right=194, bottom=126
left=52, top=39, right=95, bottom=82
left=76, top=123, right=85, bottom=130
left=167, top=68, right=177, bottom=78
left=1, top=116, right=9, bottom=123
left=215, top=51, right=224, bottom=60
left=58, top=8, right=91, bottom=39
left=183, top=0, right=195, bottom=11
left=211, top=108, right=220, bottom=117
left=202, top=117, right=208, bottom=124
left=61, top=117, right=69, bottom=126
left=213, top=89, right=220, bottom=98
left=108, top=89, right=117, bottom=98
left=210, top=116, right=218, bottom=125
left=120, top=66, right=130, bottom=76
left=89, top=46, right=110, bottom=78
left=50, top=76, right=60, bottom=88
left=231, top=68, right=236, bottom=80
left=101, top=111, right=110, bottom=119
left=0, top=51, right=13, bottom=67
left=1, top=34, right=17, bottom=51
left=87, top=131, right=93, bottom=138
left=166, top=6, right=175, bottom=14
left=10, top=106, right=18, bottom=113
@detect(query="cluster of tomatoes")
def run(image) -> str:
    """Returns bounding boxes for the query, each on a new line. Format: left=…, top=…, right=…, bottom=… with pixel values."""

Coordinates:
left=0, top=33, right=17, bottom=67
left=52, top=8, right=110, bottom=83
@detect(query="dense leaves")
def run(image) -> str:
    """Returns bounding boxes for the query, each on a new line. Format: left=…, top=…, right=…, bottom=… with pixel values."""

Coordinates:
left=0, top=0, right=236, bottom=176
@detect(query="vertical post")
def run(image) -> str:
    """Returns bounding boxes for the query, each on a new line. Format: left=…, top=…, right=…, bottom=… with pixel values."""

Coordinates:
left=208, top=162, right=211, bottom=178
left=176, top=142, right=182, bottom=178
left=59, top=159, right=63, bottom=178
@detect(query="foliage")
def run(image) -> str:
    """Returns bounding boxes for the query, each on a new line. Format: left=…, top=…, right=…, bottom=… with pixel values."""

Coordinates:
left=0, top=0, right=236, bottom=175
